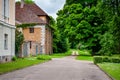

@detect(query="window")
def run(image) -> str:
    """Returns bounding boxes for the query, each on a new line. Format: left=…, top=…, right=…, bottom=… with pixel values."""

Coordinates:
left=2, top=0, right=9, bottom=19
left=0, top=56, right=2, bottom=60
left=29, top=28, right=34, bottom=33
left=4, top=34, right=8, bottom=50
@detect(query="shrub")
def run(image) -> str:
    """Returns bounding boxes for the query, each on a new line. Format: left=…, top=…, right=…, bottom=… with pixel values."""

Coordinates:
left=94, top=56, right=120, bottom=64
left=111, top=57, right=120, bottom=63
left=78, top=50, right=91, bottom=56
left=12, top=56, right=17, bottom=61
left=102, top=56, right=111, bottom=62
left=37, top=55, right=51, bottom=60
left=94, top=56, right=103, bottom=64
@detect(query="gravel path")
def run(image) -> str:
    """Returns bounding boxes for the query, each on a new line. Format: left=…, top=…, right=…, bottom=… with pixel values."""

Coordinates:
left=0, top=56, right=111, bottom=80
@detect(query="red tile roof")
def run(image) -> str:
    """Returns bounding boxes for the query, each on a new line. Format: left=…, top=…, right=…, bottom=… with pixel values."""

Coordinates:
left=16, top=3, right=47, bottom=24
left=26, top=3, right=48, bottom=16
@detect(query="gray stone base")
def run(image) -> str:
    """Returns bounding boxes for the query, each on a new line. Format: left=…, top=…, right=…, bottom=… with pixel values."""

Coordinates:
left=0, top=55, right=12, bottom=63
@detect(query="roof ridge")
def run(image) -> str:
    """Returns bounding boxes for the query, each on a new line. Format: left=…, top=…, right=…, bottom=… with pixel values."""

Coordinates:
left=16, top=3, right=46, bottom=24
left=25, top=3, right=48, bottom=16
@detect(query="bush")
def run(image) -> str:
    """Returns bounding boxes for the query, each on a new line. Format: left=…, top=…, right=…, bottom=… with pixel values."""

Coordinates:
left=78, top=50, right=91, bottom=56
left=102, top=56, right=111, bottom=62
left=37, top=55, right=51, bottom=60
left=94, top=56, right=120, bottom=64
left=94, top=56, right=103, bottom=64
left=111, top=57, right=120, bottom=63
left=12, top=56, right=17, bottom=61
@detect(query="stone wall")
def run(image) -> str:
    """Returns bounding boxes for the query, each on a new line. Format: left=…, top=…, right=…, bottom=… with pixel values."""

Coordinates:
left=45, top=26, right=53, bottom=54
left=22, top=24, right=53, bottom=56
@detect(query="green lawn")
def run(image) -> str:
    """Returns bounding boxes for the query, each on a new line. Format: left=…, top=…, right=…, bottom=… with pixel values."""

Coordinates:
left=76, top=56, right=93, bottom=61
left=50, top=53, right=70, bottom=58
left=78, top=50, right=91, bottom=56
left=50, top=50, right=72, bottom=58
left=0, top=58, right=48, bottom=74
left=98, top=63, right=120, bottom=80
left=76, top=50, right=93, bottom=61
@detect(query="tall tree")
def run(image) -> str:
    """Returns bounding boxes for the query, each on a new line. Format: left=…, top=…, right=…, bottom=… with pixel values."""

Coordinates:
left=57, top=1, right=106, bottom=54
left=50, top=16, right=69, bottom=53
left=56, top=0, right=120, bottom=55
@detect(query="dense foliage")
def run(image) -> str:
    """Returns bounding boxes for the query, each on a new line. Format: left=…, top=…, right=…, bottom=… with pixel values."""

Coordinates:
left=98, top=0, right=120, bottom=55
left=55, top=0, right=120, bottom=55
left=50, top=16, right=70, bottom=53
left=57, top=1, right=104, bottom=54
left=15, top=30, right=24, bottom=56
left=20, top=0, right=34, bottom=4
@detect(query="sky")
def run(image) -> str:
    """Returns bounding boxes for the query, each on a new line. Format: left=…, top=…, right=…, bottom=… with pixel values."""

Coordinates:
left=16, top=0, right=66, bottom=19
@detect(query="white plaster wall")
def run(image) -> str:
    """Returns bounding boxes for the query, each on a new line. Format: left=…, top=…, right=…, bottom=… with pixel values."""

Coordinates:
left=9, top=0, right=15, bottom=25
left=0, top=24, right=15, bottom=57
left=0, top=0, right=2, bottom=20
left=11, top=28, right=15, bottom=56
left=0, top=25, right=3, bottom=54
left=0, top=0, right=15, bottom=25
left=0, top=0, right=15, bottom=62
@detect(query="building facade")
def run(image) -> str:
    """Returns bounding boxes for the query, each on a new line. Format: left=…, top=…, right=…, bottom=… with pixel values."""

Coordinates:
left=0, top=0, right=15, bottom=62
left=16, top=2, right=53, bottom=57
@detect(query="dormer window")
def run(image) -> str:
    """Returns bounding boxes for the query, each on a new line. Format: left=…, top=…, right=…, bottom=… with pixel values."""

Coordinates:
left=29, top=28, right=34, bottom=33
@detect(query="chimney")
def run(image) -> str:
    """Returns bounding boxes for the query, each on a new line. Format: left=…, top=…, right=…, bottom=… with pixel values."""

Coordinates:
left=21, top=0, right=24, bottom=8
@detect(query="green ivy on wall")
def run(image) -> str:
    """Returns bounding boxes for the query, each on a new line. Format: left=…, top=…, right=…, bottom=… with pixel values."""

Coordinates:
left=16, top=23, right=38, bottom=28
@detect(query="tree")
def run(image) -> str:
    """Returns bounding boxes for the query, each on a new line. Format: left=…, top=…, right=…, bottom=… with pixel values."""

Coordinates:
left=56, top=0, right=120, bottom=55
left=97, top=0, right=120, bottom=55
left=57, top=1, right=106, bottom=55
left=20, top=0, right=34, bottom=4
left=65, top=0, right=97, bottom=8
left=49, top=16, right=70, bottom=53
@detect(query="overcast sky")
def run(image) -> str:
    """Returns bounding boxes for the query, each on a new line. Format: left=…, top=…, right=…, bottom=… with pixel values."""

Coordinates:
left=16, top=0, right=66, bottom=19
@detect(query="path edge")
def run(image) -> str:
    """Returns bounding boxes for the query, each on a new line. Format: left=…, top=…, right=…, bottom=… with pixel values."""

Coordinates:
left=96, top=64, right=114, bottom=80
left=0, top=60, right=51, bottom=75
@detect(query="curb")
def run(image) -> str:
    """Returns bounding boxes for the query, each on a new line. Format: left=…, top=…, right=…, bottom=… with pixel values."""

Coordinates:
left=96, top=64, right=114, bottom=80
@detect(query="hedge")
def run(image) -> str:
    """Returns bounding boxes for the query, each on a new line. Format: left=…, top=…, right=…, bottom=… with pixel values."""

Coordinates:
left=102, top=56, right=111, bottom=62
left=111, top=57, right=120, bottom=63
left=94, top=56, right=120, bottom=64
left=94, top=56, right=103, bottom=64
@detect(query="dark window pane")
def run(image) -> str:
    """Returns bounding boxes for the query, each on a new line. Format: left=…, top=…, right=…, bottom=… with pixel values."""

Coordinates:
left=29, top=28, right=34, bottom=33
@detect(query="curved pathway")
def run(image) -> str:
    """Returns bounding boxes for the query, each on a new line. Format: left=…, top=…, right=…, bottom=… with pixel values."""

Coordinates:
left=0, top=56, right=111, bottom=80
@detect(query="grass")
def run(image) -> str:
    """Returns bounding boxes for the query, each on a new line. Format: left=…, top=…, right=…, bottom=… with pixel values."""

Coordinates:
left=0, top=58, right=49, bottom=74
left=50, top=53, right=69, bottom=58
left=37, top=55, right=52, bottom=60
left=76, top=56, right=93, bottom=61
left=0, top=50, right=72, bottom=74
left=78, top=50, right=91, bottom=56
left=50, top=50, right=72, bottom=58
left=98, top=63, right=120, bottom=80
left=76, top=50, right=93, bottom=61
left=112, top=54, right=120, bottom=58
